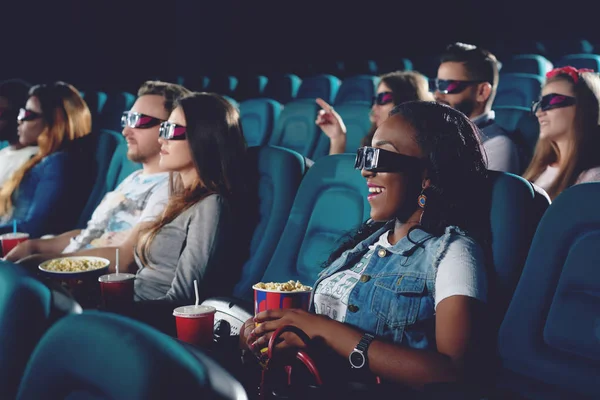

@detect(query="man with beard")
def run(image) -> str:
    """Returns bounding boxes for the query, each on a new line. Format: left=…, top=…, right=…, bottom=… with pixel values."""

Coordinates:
left=4, top=81, right=191, bottom=265
left=435, top=42, right=520, bottom=173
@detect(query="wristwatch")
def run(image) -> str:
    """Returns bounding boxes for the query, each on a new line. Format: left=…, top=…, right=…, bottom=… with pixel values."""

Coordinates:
left=349, top=333, right=375, bottom=369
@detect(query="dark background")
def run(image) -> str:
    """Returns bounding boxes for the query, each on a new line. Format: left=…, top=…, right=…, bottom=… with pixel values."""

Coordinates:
left=2, top=0, right=599, bottom=92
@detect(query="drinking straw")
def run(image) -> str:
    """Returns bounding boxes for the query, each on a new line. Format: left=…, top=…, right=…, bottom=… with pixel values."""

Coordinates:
left=12, top=220, right=16, bottom=234
left=115, top=248, right=120, bottom=275
left=194, top=280, right=199, bottom=307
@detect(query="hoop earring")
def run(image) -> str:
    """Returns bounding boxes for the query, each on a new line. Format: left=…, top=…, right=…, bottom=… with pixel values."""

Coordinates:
left=417, top=191, right=426, bottom=225
left=417, top=192, right=427, bottom=209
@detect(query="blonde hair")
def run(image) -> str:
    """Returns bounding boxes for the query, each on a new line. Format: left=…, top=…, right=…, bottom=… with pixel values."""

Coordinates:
left=137, top=81, right=192, bottom=114
left=0, top=82, right=91, bottom=216
left=523, top=72, right=600, bottom=199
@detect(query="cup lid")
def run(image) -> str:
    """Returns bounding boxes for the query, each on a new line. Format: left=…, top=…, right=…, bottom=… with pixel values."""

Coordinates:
left=98, top=273, right=136, bottom=283
left=173, top=305, right=216, bottom=318
left=0, top=232, right=29, bottom=239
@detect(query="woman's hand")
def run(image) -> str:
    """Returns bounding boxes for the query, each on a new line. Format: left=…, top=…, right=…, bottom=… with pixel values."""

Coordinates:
left=247, top=308, right=331, bottom=355
left=240, top=317, right=256, bottom=350
left=3, top=239, right=37, bottom=262
left=315, top=98, right=347, bottom=155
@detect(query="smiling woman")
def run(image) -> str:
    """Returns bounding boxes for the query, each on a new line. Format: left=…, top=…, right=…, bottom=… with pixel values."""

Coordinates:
left=242, top=101, right=492, bottom=391
left=523, top=66, right=600, bottom=199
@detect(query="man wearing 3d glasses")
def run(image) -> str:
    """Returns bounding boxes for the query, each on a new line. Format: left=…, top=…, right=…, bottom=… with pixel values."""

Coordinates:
left=435, top=42, right=521, bottom=174
left=4, top=81, right=191, bottom=269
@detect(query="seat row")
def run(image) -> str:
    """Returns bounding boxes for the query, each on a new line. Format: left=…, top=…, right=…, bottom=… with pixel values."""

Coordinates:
left=80, top=90, right=136, bottom=133
left=2, top=144, right=599, bottom=398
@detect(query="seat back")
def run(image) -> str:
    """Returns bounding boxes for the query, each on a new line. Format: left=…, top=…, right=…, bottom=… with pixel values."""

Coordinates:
left=205, top=75, right=239, bottom=97
left=487, top=171, right=550, bottom=321
left=268, top=100, right=321, bottom=159
left=222, top=95, right=239, bottom=110
left=501, top=54, right=554, bottom=76
left=235, top=74, right=268, bottom=101
left=543, top=39, right=594, bottom=60
left=495, top=73, right=544, bottom=108
left=263, top=74, right=302, bottom=104
left=98, top=91, right=135, bottom=132
left=261, top=154, right=370, bottom=286
left=80, top=90, right=108, bottom=127
left=0, top=262, right=81, bottom=399
left=313, top=102, right=371, bottom=159
left=232, top=146, right=307, bottom=300
left=496, top=183, right=600, bottom=399
left=296, top=74, right=341, bottom=104
left=334, top=75, right=378, bottom=105
left=555, top=53, right=600, bottom=71
left=240, top=98, right=282, bottom=146
left=494, top=105, right=540, bottom=167
left=76, top=129, right=124, bottom=228
left=17, top=311, right=247, bottom=400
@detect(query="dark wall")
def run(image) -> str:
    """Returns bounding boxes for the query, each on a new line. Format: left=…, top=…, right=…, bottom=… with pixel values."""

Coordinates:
left=3, top=0, right=599, bottom=92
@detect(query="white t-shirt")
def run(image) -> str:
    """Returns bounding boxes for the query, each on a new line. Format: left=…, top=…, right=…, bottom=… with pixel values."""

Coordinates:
left=63, top=170, right=169, bottom=253
left=313, top=230, right=487, bottom=322
left=0, top=146, right=39, bottom=188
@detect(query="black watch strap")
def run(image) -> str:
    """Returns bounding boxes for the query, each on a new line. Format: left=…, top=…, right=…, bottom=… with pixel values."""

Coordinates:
left=356, top=333, right=375, bottom=352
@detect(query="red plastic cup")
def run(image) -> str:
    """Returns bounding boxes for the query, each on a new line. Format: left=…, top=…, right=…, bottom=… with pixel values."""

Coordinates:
left=253, top=284, right=312, bottom=317
left=173, top=305, right=216, bottom=347
left=0, top=232, right=29, bottom=257
left=98, top=273, right=136, bottom=311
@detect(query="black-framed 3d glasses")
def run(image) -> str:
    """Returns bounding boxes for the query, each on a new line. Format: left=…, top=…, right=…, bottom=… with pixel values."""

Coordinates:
left=531, top=93, right=576, bottom=114
left=121, top=111, right=164, bottom=129
left=354, top=146, right=423, bottom=173
left=435, top=79, right=485, bottom=95
left=17, top=108, right=43, bottom=122
left=159, top=121, right=187, bottom=140
left=372, top=92, right=394, bottom=106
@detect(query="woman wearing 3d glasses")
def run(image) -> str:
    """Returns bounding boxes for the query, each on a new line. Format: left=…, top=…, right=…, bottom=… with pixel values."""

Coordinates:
left=133, top=92, right=252, bottom=304
left=243, top=101, right=490, bottom=392
left=0, top=79, right=36, bottom=188
left=316, top=71, right=433, bottom=155
left=523, top=66, right=600, bottom=199
left=0, top=82, right=95, bottom=237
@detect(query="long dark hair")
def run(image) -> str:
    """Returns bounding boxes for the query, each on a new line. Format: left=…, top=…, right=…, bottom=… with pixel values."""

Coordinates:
left=137, top=92, right=249, bottom=265
left=327, top=101, right=490, bottom=264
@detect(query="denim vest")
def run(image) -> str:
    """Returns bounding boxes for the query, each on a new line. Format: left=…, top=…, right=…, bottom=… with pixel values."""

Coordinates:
left=310, top=221, right=469, bottom=351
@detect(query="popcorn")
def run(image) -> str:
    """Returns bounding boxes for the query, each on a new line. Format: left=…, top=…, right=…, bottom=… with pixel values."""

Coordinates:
left=43, top=258, right=107, bottom=273
left=254, top=280, right=312, bottom=292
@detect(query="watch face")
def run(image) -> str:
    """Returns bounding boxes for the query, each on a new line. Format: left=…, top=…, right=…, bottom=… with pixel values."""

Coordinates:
left=349, top=351, right=365, bottom=368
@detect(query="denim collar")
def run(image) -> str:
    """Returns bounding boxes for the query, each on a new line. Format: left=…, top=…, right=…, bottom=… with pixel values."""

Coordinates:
left=350, top=220, right=435, bottom=257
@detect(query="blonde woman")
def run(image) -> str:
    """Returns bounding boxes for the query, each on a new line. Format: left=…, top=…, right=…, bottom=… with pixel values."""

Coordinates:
left=523, top=66, right=600, bottom=199
left=0, top=82, right=94, bottom=237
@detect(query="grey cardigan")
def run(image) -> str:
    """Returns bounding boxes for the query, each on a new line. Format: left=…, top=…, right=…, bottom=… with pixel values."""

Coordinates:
left=133, top=194, right=232, bottom=303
